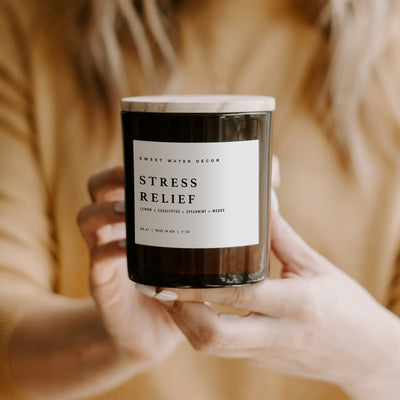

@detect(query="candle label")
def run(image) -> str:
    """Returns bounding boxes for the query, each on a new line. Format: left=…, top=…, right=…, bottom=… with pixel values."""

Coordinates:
left=133, top=140, right=259, bottom=248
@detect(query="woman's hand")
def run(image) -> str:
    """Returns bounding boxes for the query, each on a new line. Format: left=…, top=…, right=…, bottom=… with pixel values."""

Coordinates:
left=148, top=211, right=400, bottom=399
left=9, top=166, right=183, bottom=400
left=77, top=166, right=182, bottom=367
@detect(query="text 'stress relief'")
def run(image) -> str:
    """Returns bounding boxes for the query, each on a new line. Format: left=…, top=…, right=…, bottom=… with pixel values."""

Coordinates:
left=133, top=140, right=259, bottom=248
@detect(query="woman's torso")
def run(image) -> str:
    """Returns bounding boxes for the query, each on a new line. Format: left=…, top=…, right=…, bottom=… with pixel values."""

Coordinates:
left=29, top=1, right=400, bottom=399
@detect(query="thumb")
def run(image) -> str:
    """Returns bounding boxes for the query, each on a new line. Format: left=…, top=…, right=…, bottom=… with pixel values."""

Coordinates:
left=270, top=211, right=333, bottom=278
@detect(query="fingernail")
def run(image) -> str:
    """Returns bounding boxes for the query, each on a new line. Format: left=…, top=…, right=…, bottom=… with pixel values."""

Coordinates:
left=271, top=189, right=279, bottom=211
left=114, top=201, right=125, bottom=213
left=155, top=290, right=178, bottom=301
left=118, top=239, right=126, bottom=248
left=135, top=283, right=156, bottom=297
left=135, top=285, right=178, bottom=301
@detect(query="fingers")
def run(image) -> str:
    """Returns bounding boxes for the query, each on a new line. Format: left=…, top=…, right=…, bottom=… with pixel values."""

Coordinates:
left=271, top=155, right=280, bottom=189
left=90, top=239, right=127, bottom=268
left=167, top=301, right=278, bottom=357
left=139, top=212, right=338, bottom=318
left=89, top=239, right=127, bottom=288
left=78, top=166, right=128, bottom=293
left=140, top=279, right=298, bottom=317
left=88, top=166, right=125, bottom=202
left=77, top=201, right=126, bottom=248
left=270, top=211, right=337, bottom=277
left=78, top=166, right=126, bottom=248
left=270, top=210, right=317, bottom=277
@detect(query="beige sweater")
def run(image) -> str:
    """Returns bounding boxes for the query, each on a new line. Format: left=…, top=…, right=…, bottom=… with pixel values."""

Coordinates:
left=1, top=1, right=400, bottom=399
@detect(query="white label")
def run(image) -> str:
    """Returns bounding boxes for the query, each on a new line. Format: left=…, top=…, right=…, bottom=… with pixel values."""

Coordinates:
left=133, top=140, right=259, bottom=248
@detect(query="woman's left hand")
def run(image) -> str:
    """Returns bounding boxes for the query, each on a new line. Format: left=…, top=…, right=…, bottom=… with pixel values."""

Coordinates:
left=145, top=211, right=400, bottom=399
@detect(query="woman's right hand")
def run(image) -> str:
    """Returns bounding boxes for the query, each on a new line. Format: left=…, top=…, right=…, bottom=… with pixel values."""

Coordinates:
left=77, top=166, right=183, bottom=368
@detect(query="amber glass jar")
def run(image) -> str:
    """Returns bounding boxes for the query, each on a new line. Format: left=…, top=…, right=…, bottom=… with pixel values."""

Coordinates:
left=121, top=95, right=275, bottom=288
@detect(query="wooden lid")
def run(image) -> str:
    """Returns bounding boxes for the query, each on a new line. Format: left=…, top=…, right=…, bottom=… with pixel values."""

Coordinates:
left=121, top=94, right=275, bottom=113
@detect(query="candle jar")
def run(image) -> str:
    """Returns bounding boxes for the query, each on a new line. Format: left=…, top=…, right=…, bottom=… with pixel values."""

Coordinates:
left=121, top=95, right=275, bottom=288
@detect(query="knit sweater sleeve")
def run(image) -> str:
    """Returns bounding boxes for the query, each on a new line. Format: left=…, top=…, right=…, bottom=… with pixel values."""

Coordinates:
left=0, top=1, right=58, bottom=398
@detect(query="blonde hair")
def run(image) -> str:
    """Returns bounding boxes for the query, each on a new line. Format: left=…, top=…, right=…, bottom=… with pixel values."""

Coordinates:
left=54, top=0, right=400, bottom=167
left=49, top=0, right=178, bottom=112
left=320, top=0, right=400, bottom=168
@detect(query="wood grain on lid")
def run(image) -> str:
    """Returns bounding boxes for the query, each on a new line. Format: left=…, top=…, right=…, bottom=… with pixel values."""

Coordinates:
left=121, top=95, right=275, bottom=113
